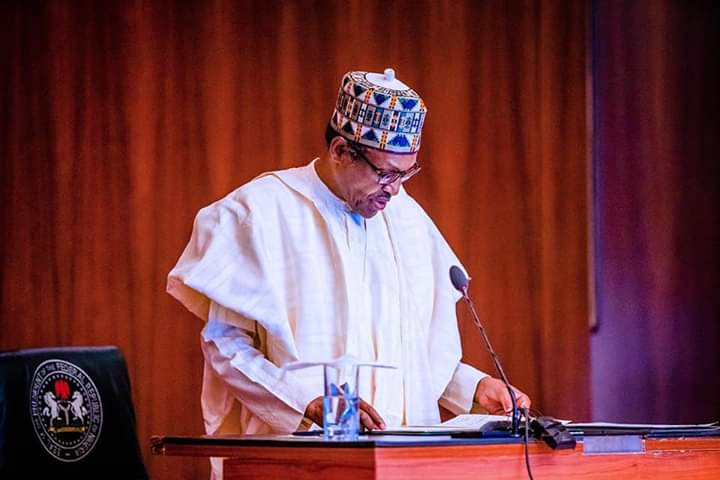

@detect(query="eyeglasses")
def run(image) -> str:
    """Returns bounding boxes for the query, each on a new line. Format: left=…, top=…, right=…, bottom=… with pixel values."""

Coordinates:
left=346, top=143, right=421, bottom=186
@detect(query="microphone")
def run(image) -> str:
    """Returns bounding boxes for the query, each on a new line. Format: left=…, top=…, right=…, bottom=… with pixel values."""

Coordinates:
left=449, top=265, right=520, bottom=436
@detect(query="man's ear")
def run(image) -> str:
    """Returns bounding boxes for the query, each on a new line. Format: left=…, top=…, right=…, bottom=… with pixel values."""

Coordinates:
left=329, top=136, right=349, bottom=164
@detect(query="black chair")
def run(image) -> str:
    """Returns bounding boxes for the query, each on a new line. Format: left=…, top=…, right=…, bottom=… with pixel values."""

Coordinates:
left=0, top=346, right=148, bottom=479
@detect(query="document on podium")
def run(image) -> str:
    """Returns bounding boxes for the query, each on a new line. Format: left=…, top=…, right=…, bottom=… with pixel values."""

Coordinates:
left=566, top=420, right=720, bottom=436
left=567, top=421, right=719, bottom=429
left=369, top=414, right=513, bottom=436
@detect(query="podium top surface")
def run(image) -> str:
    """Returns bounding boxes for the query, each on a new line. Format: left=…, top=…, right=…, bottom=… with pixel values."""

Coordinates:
left=151, top=427, right=720, bottom=456
left=151, top=432, right=524, bottom=453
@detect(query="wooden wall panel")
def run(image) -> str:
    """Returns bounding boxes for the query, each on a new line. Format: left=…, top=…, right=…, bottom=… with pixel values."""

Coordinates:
left=591, top=0, right=720, bottom=423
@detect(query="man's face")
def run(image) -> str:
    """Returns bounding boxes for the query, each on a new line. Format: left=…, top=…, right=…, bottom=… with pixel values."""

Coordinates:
left=336, top=140, right=419, bottom=218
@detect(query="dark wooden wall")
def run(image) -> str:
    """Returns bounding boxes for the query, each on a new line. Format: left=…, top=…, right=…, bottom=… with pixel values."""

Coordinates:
left=591, top=0, right=720, bottom=423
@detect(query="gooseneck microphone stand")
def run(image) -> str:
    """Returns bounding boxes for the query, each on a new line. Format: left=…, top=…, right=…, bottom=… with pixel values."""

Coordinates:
left=450, top=266, right=520, bottom=436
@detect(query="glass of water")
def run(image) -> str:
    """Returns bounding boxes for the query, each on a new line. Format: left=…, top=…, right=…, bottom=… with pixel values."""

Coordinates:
left=323, top=363, right=360, bottom=440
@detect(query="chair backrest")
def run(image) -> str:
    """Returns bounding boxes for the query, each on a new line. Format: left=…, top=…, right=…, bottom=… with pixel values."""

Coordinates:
left=0, top=346, right=148, bottom=479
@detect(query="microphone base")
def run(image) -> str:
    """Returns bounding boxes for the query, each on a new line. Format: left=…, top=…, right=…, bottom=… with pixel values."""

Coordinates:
left=530, top=416, right=577, bottom=450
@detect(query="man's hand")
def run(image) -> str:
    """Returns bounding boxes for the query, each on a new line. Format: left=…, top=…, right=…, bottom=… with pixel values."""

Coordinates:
left=303, top=396, right=325, bottom=427
left=304, top=396, right=386, bottom=431
left=474, top=377, right=531, bottom=415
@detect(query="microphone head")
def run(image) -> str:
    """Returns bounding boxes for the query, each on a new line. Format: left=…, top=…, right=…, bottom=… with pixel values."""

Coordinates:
left=449, top=265, right=469, bottom=292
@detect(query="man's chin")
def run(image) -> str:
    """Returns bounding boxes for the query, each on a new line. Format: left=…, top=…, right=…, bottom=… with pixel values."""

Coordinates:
left=353, top=204, right=381, bottom=219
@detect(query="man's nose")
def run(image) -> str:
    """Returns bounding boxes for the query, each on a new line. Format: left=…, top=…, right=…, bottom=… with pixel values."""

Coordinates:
left=382, top=178, right=402, bottom=196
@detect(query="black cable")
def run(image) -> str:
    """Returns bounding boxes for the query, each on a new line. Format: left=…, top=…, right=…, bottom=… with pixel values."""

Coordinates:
left=523, top=407, right=535, bottom=480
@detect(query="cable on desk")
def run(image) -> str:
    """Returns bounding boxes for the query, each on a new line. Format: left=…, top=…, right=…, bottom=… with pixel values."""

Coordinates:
left=523, top=407, right=535, bottom=480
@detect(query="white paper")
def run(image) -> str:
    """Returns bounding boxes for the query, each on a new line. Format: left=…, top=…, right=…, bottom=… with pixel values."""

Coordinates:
left=439, top=414, right=512, bottom=428
left=377, top=414, right=513, bottom=434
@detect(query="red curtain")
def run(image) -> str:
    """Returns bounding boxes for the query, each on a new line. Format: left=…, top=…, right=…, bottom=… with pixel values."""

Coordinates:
left=1, top=1, right=589, bottom=478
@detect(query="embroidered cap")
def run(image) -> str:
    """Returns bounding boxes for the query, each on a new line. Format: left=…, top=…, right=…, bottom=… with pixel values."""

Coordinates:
left=329, top=68, right=427, bottom=154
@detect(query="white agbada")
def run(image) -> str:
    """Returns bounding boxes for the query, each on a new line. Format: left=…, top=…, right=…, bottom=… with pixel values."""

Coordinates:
left=167, top=160, right=486, bottom=464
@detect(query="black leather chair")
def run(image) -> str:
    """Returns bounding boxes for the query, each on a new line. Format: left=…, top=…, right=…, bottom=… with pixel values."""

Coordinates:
left=0, top=346, right=148, bottom=479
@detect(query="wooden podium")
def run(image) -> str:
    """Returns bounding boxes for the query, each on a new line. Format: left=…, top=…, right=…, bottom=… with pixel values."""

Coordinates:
left=152, top=433, right=720, bottom=479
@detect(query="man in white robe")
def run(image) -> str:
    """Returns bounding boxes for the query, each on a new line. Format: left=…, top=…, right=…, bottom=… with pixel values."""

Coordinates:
left=167, top=68, right=530, bottom=479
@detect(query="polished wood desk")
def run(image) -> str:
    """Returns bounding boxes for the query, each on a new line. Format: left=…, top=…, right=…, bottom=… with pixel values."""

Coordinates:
left=151, top=433, right=720, bottom=479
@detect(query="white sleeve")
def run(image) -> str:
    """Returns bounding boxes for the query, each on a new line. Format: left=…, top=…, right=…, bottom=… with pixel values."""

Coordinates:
left=438, top=362, right=489, bottom=415
left=201, top=302, right=319, bottom=433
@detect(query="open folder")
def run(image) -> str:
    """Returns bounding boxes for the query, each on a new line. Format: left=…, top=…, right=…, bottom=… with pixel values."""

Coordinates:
left=367, top=414, right=514, bottom=436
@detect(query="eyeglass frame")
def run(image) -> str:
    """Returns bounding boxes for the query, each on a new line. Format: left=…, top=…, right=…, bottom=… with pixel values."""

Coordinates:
left=345, top=141, right=421, bottom=186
